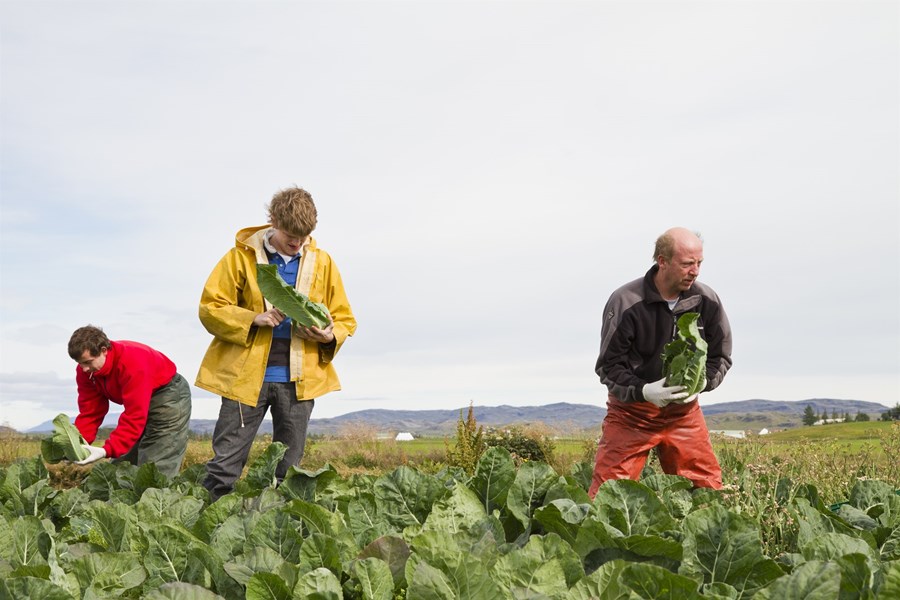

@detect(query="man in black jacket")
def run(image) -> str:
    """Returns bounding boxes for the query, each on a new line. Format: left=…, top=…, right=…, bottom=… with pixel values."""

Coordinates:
left=589, top=227, right=732, bottom=498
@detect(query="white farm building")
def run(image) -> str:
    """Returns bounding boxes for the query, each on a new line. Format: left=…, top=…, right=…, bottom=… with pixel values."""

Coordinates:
left=709, top=429, right=747, bottom=439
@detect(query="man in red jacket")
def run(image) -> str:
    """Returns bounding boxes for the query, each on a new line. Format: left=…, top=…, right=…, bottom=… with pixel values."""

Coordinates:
left=68, top=325, right=192, bottom=477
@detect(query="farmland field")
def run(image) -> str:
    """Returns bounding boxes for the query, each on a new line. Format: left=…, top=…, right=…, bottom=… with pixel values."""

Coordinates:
left=1, top=422, right=898, bottom=598
left=762, top=420, right=895, bottom=442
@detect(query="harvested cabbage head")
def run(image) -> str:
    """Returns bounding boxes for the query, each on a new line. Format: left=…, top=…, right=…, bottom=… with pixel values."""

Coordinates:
left=662, top=312, right=708, bottom=396
left=41, top=413, right=90, bottom=463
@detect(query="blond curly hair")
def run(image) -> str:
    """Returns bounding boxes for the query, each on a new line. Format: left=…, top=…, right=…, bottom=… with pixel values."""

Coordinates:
left=267, top=186, right=318, bottom=236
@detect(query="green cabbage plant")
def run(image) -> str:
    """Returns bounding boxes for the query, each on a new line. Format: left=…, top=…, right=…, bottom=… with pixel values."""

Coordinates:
left=41, top=413, right=90, bottom=463
left=662, top=312, right=708, bottom=396
left=256, top=263, right=331, bottom=329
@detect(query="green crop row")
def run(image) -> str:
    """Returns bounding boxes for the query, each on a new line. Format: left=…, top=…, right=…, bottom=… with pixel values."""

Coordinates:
left=1, top=438, right=899, bottom=599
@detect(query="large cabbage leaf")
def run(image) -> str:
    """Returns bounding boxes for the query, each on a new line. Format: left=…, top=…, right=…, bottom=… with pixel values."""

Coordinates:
left=41, top=413, right=90, bottom=463
left=661, top=312, right=708, bottom=396
left=256, top=263, right=331, bottom=329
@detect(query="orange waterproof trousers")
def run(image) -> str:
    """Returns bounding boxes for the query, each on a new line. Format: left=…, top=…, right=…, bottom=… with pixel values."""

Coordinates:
left=588, top=394, right=722, bottom=498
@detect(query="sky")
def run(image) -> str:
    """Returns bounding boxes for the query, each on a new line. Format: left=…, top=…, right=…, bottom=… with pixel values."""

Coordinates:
left=0, top=0, right=898, bottom=432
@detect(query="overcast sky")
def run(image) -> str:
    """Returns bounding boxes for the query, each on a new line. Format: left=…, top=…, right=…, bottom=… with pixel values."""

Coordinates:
left=1, top=1, right=897, bottom=432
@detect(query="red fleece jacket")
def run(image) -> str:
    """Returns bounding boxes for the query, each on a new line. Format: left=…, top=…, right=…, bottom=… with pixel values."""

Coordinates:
left=74, top=340, right=177, bottom=458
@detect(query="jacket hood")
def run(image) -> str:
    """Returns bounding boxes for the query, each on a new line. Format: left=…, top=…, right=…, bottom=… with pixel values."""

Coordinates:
left=235, top=225, right=318, bottom=255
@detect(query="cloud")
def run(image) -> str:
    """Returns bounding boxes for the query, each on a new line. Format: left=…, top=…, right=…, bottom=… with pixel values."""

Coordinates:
left=1, top=1, right=897, bottom=432
left=0, top=372, right=78, bottom=430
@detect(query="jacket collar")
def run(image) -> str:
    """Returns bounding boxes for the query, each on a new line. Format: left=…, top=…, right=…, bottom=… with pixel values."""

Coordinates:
left=642, top=265, right=702, bottom=312
left=91, top=341, right=117, bottom=378
left=263, top=229, right=307, bottom=261
left=236, top=225, right=315, bottom=263
left=642, top=265, right=665, bottom=304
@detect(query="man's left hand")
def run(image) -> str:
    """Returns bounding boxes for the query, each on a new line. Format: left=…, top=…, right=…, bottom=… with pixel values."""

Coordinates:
left=75, top=445, right=107, bottom=466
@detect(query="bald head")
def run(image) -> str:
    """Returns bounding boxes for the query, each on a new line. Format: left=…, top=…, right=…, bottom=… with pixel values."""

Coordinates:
left=653, top=227, right=704, bottom=299
left=653, top=227, right=703, bottom=263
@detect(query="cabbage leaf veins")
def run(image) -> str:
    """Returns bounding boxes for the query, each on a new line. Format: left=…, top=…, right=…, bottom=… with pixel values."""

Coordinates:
left=662, top=312, right=708, bottom=396
left=256, top=263, right=332, bottom=330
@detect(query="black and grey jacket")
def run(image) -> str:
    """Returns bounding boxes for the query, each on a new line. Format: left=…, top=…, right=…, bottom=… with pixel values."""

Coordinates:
left=595, top=265, right=733, bottom=403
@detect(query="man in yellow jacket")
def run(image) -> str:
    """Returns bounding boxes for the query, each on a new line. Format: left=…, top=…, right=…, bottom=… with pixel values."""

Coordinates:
left=196, top=186, right=357, bottom=500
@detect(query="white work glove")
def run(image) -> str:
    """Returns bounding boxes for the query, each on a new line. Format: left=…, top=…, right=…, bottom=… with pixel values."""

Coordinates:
left=75, top=445, right=107, bottom=466
left=674, top=393, right=699, bottom=405
left=643, top=377, right=688, bottom=408
left=673, top=373, right=707, bottom=405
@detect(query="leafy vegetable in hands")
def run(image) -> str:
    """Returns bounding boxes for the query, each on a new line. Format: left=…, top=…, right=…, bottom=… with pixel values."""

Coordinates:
left=41, top=413, right=90, bottom=462
left=662, top=312, right=708, bottom=396
left=256, top=263, right=331, bottom=329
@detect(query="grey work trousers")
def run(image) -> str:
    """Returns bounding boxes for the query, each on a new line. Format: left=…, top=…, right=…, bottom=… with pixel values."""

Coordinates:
left=202, top=382, right=314, bottom=500
left=116, top=373, right=191, bottom=478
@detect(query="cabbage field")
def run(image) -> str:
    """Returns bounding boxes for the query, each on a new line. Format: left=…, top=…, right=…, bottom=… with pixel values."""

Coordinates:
left=1, top=441, right=898, bottom=599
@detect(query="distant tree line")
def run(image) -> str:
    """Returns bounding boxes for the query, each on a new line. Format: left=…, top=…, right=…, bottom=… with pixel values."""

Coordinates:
left=801, top=405, right=874, bottom=426
left=801, top=403, right=900, bottom=426
left=881, top=403, right=900, bottom=422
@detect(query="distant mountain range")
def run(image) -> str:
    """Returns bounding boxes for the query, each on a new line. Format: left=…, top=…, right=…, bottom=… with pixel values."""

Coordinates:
left=22, top=398, right=893, bottom=437
left=190, top=402, right=610, bottom=437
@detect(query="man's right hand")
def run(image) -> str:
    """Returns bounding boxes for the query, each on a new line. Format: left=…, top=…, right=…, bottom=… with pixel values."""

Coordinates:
left=642, top=377, right=688, bottom=408
left=75, top=445, right=107, bottom=466
left=253, top=308, right=285, bottom=328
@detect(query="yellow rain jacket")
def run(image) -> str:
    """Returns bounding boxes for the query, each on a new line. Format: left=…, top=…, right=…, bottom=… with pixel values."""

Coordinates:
left=195, top=225, right=357, bottom=406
